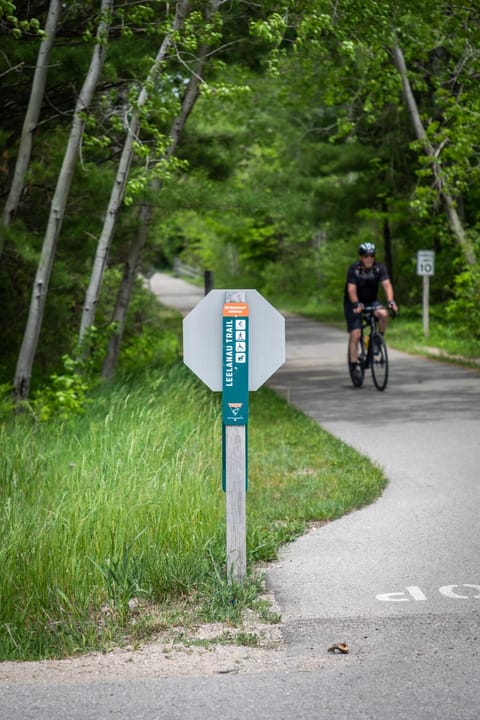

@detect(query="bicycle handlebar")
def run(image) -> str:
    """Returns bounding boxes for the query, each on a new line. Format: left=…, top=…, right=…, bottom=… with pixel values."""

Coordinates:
left=362, top=304, right=397, bottom=319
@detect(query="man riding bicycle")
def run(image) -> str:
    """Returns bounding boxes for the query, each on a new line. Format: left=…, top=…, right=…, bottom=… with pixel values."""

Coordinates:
left=344, top=242, right=398, bottom=376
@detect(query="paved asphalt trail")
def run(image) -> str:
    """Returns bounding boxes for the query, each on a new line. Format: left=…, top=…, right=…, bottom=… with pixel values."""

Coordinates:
left=2, top=275, right=479, bottom=720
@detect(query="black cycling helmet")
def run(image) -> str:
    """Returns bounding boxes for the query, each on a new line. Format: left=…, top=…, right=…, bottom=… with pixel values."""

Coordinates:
left=358, top=242, right=376, bottom=256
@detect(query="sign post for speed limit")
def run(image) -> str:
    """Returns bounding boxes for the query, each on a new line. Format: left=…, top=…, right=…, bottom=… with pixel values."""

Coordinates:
left=417, top=250, right=435, bottom=337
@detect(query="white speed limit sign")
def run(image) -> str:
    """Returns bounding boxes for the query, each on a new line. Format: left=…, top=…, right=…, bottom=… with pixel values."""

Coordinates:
left=417, top=250, right=435, bottom=276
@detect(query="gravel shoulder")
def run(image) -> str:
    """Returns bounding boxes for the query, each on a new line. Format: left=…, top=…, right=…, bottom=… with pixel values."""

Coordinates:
left=0, top=592, right=315, bottom=686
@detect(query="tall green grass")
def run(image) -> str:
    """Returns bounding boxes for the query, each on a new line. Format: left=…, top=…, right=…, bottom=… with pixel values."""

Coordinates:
left=385, top=306, right=480, bottom=361
left=0, top=364, right=386, bottom=661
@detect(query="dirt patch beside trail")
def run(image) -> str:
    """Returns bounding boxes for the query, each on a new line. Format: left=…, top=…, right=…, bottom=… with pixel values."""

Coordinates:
left=0, top=596, right=293, bottom=686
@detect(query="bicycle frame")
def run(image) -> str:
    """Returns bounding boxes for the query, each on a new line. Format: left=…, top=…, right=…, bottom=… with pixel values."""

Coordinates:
left=360, top=307, right=378, bottom=369
left=348, top=304, right=390, bottom=391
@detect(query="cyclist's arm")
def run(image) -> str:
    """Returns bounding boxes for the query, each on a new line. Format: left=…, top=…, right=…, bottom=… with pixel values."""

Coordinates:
left=347, top=282, right=364, bottom=313
left=381, top=279, right=398, bottom=312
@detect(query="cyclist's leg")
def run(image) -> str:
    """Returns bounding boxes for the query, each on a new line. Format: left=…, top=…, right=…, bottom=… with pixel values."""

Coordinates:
left=373, top=301, right=388, bottom=333
left=344, top=303, right=362, bottom=363
left=349, top=328, right=361, bottom=363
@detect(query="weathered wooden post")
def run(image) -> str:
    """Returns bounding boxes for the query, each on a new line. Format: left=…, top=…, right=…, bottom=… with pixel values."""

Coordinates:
left=204, top=270, right=213, bottom=295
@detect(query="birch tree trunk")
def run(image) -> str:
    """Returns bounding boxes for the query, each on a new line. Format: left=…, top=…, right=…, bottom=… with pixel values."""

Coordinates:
left=392, top=42, right=476, bottom=266
left=1, top=0, right=61, bottom=251
left=13, top=0, right=113, bottom=403
left=101, top=20, right=212, bottom=378
left=78, top=0, right=191, bottom=348
left=100, top=69, right=203, bottom=378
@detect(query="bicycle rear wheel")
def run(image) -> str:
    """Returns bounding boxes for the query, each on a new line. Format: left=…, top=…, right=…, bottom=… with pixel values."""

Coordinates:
left=371, top=333, right=388, bottom=391
left=348, top=338, right=365, bottom=387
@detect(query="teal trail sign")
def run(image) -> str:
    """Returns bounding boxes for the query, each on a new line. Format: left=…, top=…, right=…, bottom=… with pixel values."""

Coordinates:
left=222, top=298, right=249, bottom=425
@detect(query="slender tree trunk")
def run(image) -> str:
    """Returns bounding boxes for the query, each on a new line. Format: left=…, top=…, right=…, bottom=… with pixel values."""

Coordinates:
left=13, top=0, right=113, bottom=403
left=1, top=0, right=61, bottom=252
left=101, top=202, right=152, bottom=380
left=392, top=42, right=476, bottom=266
left=100, top=23, right=211, bottom=378
left=78, top=0, right=191, bottom=348
left=381, top=199, right=394, bottom=283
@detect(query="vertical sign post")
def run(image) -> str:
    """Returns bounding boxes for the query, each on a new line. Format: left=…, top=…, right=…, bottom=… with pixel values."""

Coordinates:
left=222, top=291, right=249, bottom=584
left=417, top=250, right=435, bottom=338
left=183, top=289, right=285, bottom=585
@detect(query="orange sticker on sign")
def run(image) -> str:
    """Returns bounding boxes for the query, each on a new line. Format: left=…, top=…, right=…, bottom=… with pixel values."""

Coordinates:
left=223, top=302, right=249, bottom=317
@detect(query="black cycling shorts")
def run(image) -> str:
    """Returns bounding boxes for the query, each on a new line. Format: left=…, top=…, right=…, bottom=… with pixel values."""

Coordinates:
left=344, top=300, right=381, bottom=333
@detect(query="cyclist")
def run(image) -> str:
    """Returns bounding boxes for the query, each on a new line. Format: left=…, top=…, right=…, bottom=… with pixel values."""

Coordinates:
left=344, top=242, right=398, bottom=376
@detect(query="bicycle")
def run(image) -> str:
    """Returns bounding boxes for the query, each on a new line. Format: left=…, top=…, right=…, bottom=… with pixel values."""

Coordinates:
left=348, top=305, right=395, bottom=391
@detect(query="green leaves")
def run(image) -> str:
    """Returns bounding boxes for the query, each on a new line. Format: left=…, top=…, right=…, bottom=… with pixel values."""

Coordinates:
left=0, top=1, right=43, bottom=38
left=250, top=12, right=288, bottom=46
left=2, top=0, right=480, bottom=393
left=446, top=262, right=480, bottom=339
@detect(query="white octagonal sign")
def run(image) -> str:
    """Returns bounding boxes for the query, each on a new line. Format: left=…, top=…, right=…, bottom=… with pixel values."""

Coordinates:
left=183, top=289, right=285, bottom=391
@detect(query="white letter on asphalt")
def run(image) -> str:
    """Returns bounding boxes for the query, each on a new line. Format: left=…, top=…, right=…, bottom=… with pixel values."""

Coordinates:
left=439, top=584, right=480, bottom=599
left=376, top=591, right=409, bottom=602
left=406, top=586, right=427, bottom=601
left=376, top=586, right=427, bottom=602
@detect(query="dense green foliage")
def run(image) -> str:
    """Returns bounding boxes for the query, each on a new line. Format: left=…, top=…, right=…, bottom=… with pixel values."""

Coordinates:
left=1, top=1, right=478, bottom=399
left=0, top=358, right=386, bottom=660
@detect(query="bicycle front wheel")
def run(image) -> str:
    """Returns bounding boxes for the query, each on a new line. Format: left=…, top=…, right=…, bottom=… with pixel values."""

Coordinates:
left=371, top=333, right=388, bottom=391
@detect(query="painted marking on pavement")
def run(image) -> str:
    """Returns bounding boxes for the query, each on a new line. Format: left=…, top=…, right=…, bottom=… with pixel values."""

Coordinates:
left=439, top=584, right=480, bottom=599
left=376, top=586, right=426, bottom=602
left=376, top=584, right=480, bottom=602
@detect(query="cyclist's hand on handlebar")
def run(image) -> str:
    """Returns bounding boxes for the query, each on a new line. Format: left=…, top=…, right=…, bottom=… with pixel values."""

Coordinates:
left=388, top=300, right=398, bottom=318
left=353, top=302, right=364, bottom=314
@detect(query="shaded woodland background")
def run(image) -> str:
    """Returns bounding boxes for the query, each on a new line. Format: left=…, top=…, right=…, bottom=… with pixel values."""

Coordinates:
left=1, top=0, right=479, bottom=405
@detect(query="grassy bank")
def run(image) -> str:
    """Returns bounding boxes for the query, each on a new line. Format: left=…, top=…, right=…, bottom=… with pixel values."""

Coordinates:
left=272, top=296, right=480, bottom=365
left=0, top=363, right=386, bottom=661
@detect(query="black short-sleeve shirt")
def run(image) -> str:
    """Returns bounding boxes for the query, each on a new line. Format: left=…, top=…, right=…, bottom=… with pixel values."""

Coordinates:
left=344, top=261, right=389, bottom=305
